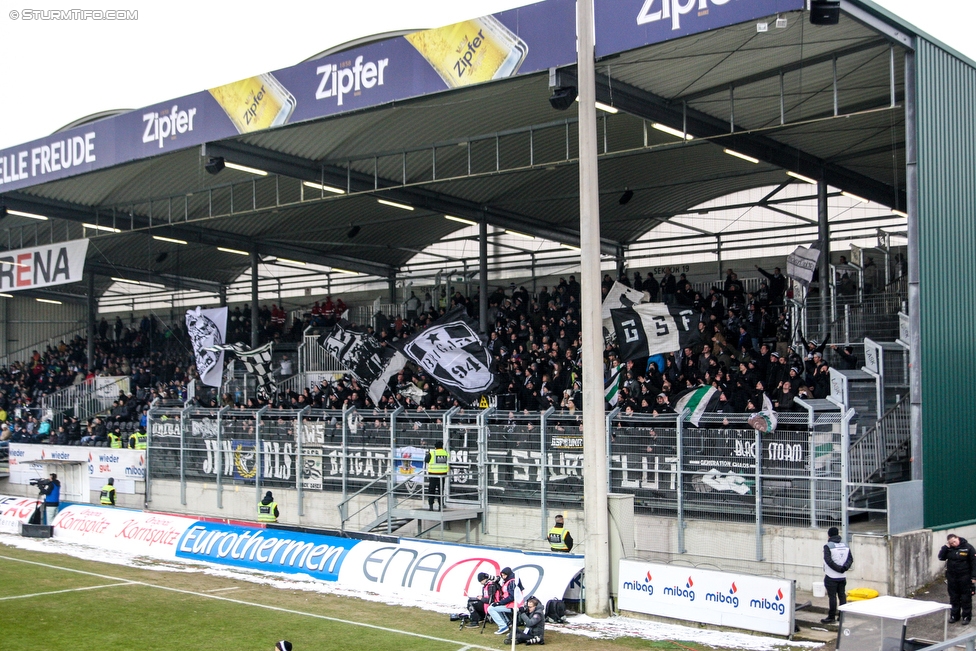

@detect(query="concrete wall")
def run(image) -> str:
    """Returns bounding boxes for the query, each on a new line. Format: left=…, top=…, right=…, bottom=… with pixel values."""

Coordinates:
left=6, top=474, right=963, bottom=596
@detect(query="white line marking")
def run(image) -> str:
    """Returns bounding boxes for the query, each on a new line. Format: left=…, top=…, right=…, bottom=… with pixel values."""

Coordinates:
left=0, top=555, right=497, bottom=651
left=0, top=582, right=134, bottom=601
left=205, top=586, right=240, bottom=593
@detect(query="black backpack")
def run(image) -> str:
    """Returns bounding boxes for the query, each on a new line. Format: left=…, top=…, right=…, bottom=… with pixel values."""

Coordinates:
left=545, top=599, right=567, bottom=623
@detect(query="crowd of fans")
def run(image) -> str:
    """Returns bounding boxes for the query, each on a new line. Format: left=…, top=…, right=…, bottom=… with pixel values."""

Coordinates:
left=0, top=262, right=874, bottom=455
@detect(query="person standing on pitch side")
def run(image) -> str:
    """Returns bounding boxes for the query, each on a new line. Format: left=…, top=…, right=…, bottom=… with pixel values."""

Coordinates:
left=820, top=526, right=853, bottom=624
left=940, top=533, right=976, bottom=624
left=258, top=491, right=279, bottom=523
left=547, top=514, right=574, bottom=552
left=99, top=477, right=116, bottom=507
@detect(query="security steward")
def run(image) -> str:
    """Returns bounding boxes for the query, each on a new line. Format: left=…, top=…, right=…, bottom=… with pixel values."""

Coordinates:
left=99, top=477, right=117, bottom=506
left=258, top=491, right=279, bottom=523
left=129, top=429, right=147, bottom=450
left=424, top=445, right=449, bottom=511
left=939, top=533, right=976, bottom=624
left=108, top=427, right=123, bottom=449
left=547, top=514, right=574, bottom=552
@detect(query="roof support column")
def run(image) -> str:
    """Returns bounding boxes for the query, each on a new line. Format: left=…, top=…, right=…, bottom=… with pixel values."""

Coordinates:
left=479, top=220, right=488, bottom=333
left=251, top=251, right=259, bottom=349
left=87, top=272, right=95, bottom=371
left=578, top=0, right=610, bottom=618
left=218, top=286, right=227, bottom=308
left=716, top=236, right=723, bottom=281
left=817, top=180, right=830, bottom=339
left=904, top=49, right=922, bottom=483
left=388, top=273, right=396, bottom=306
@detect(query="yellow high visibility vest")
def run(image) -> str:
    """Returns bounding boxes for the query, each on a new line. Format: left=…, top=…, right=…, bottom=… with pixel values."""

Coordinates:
left=258, top=502, right=278, bottom=522
left=548, top=526, right=569, bottom=551
left=99, top=485, right=116, bottom=505
left=428, top=448, right=449, bottom=475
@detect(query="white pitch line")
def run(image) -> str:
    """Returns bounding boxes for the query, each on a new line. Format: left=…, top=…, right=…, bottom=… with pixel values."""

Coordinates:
left=0, top=581, right=135, bottom=601
left=0, top=555, right=498, bottom=651
left=205, top=587, right=240, bottom=593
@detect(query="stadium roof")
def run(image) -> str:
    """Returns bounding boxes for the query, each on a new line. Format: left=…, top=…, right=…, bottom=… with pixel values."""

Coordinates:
left=0, top=0, right=920, bottom=303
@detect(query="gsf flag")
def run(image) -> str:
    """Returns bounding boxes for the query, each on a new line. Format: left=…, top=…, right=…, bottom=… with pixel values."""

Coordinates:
left=786, top=245, right=820, bottom=286
left=186, top=306, right=228, bottom=387
left=610, top=303, right=698, bottom=361
left=318, top=320, right=406, bottom=406
left=400, top=307, right=497, bottom=405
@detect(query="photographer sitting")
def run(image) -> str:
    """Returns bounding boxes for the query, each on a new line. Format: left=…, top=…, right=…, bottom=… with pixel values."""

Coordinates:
left=505, top=596, right=545, bottom=646
left=465, top=572, right=500, bottom=628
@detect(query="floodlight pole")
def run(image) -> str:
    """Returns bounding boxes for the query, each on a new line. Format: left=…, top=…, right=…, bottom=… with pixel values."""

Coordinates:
left=577, top=0, right=611, bottom=618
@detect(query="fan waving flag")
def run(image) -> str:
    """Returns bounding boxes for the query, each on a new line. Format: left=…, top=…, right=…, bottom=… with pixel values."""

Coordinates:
left=605, top=363, right=624, bottom=407
left=399, top=307, right=496, bottom=405
left=318, top=320, right=406, bottom=405
left=748, top=393, right=779, bottom=434
left=209, top=342, right=277, bottom=399
left=673, top=385, right=719, bottom=427
left=610, top=303, right=698, bottom=361
left=186, top=306, right=228, bottom=388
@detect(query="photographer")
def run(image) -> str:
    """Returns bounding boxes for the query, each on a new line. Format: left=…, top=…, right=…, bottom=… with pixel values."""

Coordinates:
left=35, top=473, right=60, bottom=524
left=505, top=596, right=545, bottom=646
left=464, top=572, right=499, bottom=628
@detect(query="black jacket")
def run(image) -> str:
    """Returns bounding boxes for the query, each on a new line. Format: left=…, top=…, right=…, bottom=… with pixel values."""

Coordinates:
left=939, top=538, right=976, bottom=580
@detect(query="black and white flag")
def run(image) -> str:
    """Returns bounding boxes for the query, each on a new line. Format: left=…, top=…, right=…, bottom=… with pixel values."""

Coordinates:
left=610, top=303, right=699, bottom=362
left=786, top=245, right=820, bottom=286
left=400, top=307, right=497, bottom=405
left=186, top=306, right=228, bottom=388
left=318, top=320, right=406, bottom=406
left=210, top=342, right=278, bottom=399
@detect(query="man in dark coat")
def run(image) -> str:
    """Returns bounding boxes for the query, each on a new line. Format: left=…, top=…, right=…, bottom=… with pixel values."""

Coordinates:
left=940, top=534, right=976, bottom=624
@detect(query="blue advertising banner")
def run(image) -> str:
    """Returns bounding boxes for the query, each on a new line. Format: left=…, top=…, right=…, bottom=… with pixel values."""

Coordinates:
left=0, top=0, right=809, bottom=195
left=595, top=0, right=807, bottom=57
left=0, top=0, right=576, bottom=194
left=175, top=521, right=358, bottom=580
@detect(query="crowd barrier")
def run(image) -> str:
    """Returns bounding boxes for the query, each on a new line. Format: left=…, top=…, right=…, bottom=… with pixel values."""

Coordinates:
left=0, top=499, right=584, bottom=607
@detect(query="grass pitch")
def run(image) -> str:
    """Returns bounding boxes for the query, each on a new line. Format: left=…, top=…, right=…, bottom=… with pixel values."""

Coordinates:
left=0, top=543, right=724, bottom=651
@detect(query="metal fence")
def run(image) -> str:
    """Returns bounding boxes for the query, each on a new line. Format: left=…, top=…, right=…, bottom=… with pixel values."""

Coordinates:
left=147, top=405, right=855, bottom=559
left=42, top=375, right=131, bottom=421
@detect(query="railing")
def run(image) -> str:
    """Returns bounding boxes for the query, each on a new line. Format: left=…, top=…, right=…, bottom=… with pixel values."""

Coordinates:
left=41, top=375, right=131, bottom=420
left=849, top=396, right=911, bottom=485
left=916, top=631, right=976, bottom=650
left=0, top=322, right=87, bottom=366
left=144, top=406, right=851, bottom=558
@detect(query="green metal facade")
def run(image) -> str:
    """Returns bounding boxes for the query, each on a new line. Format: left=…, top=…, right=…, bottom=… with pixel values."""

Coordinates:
left=916, top=39, right=976, bottom=528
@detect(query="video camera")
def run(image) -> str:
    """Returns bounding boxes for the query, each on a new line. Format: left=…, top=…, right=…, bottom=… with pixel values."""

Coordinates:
left=29, top=478, right=51, bottom=488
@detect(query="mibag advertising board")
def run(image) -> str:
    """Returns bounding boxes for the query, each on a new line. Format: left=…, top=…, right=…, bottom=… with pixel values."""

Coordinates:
left=617, top=559, right=794, bottom=635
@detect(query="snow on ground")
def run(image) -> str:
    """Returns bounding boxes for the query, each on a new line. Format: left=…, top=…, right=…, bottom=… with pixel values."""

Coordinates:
left=0, top=533, right=822, bottom=651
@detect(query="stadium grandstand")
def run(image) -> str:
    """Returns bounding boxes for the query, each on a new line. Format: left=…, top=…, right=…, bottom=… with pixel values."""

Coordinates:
left=2, top=0, right=975, bottom=635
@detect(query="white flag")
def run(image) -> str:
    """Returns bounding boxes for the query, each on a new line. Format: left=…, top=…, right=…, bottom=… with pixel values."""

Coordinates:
left=786, top=245, right=820, bottom=286
left=186, top=306, right=227, bottom=387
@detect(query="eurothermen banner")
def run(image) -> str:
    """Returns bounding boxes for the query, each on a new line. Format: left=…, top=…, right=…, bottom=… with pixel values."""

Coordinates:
left=30, top=503, right=584, bottom=605
left=617, top=559, right=795, bottom=635
left=0, top=0, right=805, bottom=193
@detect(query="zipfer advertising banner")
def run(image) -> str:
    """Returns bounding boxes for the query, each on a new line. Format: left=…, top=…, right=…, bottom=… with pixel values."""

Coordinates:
left=0, top=240, right=88, bottom=292
left=30, top=503, right=583, bottom=605
left=0, top=0, right=806, bottom=193
left=617, top=559, right=794, bottom=635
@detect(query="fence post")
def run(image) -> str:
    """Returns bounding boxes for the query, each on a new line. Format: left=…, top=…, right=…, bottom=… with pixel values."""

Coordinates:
left=180, top=405, right=191, bottom=506
left=844, top=303, right=851, bottom=342
left=606, top=408, right=620, bottom=494
left=475, top=405, right=494, bottom=535
left=677, top=411, right=687, bottom=554
left=296, top=406, right=310, bottom=518
left=146, top=408, right=156, bottom=505
left=255, top=406, right=269, bottom=517
left=755, top=427, right=764, bottom=562
left=389, top=405, right=404, bottom=534
left=540, top=407, right=554, bottom=541
left=842, top=408, right=855, bottom=542
left=216, top=405, right=229, bottom=510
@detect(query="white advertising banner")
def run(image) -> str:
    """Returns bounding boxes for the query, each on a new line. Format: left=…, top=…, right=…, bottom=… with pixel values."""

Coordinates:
left=337, top=538, right=584, bottom=604
left=51, top=505, right=197, bottom=557
left=617, top=559, right=794, bottom=636
left=786, top=245, right=820, bottom=286
left=0, top=239, right=89, bottom=292
left=0, top=494, right=42, bottom=534
left=8, top=444, right=145, bottom=493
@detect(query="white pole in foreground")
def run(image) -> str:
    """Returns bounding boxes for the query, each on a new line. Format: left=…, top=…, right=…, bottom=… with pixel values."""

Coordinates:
left=577, top=0, right=611, bottom=618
